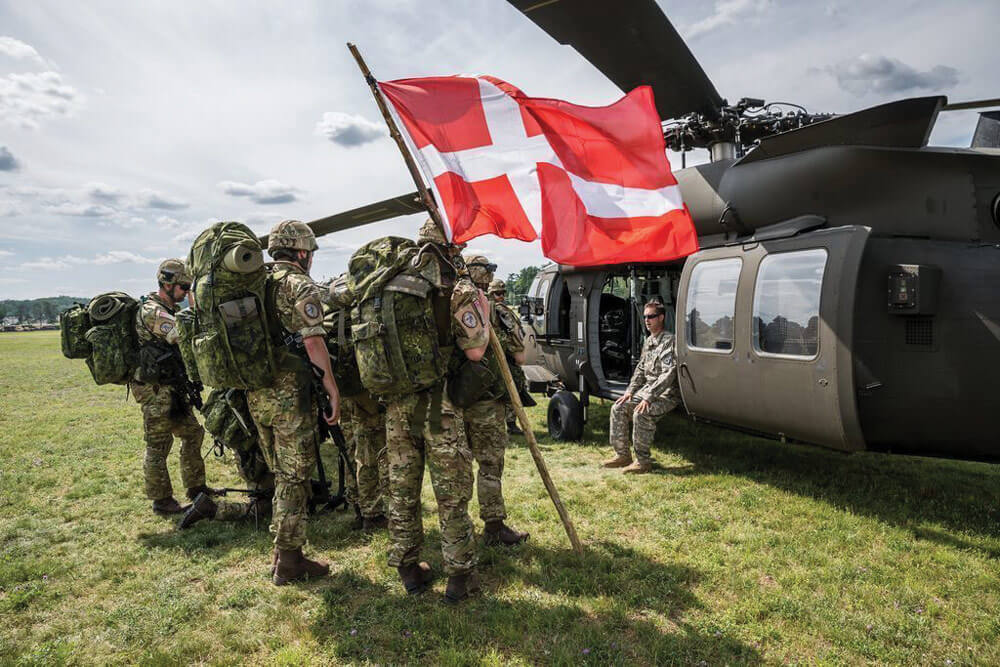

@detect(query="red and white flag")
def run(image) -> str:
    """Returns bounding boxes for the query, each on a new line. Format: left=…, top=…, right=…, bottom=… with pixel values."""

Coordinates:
left=379, top=75, right=698, bottom=266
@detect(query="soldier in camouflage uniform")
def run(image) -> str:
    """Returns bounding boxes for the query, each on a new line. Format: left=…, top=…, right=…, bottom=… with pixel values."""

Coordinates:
left=463, top=256, right=529, bottom=546
left=132, top=259, right=213, bottom=515
left=604, top=299, right=680, bottom=473
left=383, top=219, right=491, bottom=604
left=324, top=275, right=388, bottom=532
left=487, top=278, right=531, bottom=435
left=249, top=220, right=341, bottom=585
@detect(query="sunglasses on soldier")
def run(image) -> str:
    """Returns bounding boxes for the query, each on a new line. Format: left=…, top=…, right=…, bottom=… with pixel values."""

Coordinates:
left=470, top=262, right=498, bottom=272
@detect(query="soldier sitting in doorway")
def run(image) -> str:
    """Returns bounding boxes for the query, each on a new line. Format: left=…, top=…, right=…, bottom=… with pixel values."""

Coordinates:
left=602, top=299, right=680, bottom=474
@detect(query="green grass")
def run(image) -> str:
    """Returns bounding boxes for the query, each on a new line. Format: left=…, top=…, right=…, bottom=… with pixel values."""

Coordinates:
left=2, top=330, right=999, bottom=665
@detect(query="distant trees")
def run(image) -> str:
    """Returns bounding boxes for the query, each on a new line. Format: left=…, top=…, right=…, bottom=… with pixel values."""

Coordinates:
left=505, top=266, right=542, bottom=302
left=0, top=296, right=86, bottom=324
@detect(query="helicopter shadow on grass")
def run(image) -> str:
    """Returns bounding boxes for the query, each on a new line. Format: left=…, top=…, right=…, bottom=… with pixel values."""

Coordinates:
left=650, top=413, right=1000, bottom=557
left=309, top=536, right=762, bottom=665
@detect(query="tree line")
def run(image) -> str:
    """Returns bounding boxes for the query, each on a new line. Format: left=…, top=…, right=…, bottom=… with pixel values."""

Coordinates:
left=0, top=296, right=87, bottom=324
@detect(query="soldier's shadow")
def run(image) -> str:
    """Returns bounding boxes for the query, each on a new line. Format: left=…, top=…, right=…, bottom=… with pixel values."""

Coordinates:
left=309, top=538, right=761, bottom=664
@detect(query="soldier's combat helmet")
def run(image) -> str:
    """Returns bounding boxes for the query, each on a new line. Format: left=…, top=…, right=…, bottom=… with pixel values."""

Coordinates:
left=267, top=219, right=318, bottom=256
left=417, top=217, right=447, bottom=245
left=464, top=254, right=497, bottom=288
left=157, top=258, right=191, bottom=285
left=488, top=279, right=506, bottom=296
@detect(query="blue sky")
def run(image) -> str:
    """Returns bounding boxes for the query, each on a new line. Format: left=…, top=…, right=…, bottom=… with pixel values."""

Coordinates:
left=0, top=0, right=997, bottom=299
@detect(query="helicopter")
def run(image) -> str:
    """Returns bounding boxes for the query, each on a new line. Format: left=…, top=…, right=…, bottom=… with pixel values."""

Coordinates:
left=300, top=0, right=1000, bottom=462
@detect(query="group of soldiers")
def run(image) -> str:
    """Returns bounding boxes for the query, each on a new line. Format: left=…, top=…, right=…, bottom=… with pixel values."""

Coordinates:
left=129, top=218, right=529, bottom=603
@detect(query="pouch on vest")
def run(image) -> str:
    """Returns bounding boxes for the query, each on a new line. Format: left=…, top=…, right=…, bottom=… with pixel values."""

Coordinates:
left=135, top=340, right=185, bottom=386
left=59, top=303, right=92, bottom=359
left=202, top=387, right=259, bottom=454
left=185, top=222, right=278, bottom=390
left=82, top=292, right=139, bottom=385
left=447, top=358, right=497, bottom=409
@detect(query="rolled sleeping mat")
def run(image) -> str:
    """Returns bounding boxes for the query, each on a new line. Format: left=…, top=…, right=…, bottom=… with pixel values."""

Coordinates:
left=222, top=244, right=264, bottom=273
left=88, top=293, right=125, bottom=321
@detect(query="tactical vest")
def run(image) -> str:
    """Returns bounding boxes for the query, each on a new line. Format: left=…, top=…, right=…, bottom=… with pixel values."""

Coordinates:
left=133, top=295, right=188, bottom=386
left=181, top=222, right=279, bottom=390
left=347, top=237, right=452, bottom=397
left=59, top=292, right=140, bottom=385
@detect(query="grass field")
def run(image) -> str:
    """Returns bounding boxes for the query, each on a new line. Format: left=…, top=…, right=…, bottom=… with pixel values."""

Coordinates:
left=2, top=330, right=999, bottom=665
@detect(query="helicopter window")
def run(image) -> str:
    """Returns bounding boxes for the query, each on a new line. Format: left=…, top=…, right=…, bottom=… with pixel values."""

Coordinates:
left=687, top=258, right=741, bottom=352
left=751, top=249, right=827, bottom=359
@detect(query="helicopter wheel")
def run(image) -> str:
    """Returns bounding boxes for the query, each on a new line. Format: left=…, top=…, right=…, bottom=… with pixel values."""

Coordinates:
left=547, top=390, right=583, bottom=441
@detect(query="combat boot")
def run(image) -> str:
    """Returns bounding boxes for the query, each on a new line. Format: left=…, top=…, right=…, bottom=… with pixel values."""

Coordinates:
left=483, top=520, right=529, bottom=546
left=506, top=421, right=524, bottom=436
left=178, top=493, right=217, bottom=529
left=622, top=460, right=653, bottom=474
left=443, top=570, right=481, bottom=605
left=397, top=561, right=434, bottom=595
left=272, top=548, right=329, bottom=585
left=185, top=485, right=220, bottom=501
left=362, top=514, right=388, bottom=532
left=350, top=504, right=364, bottom=531
left=601, top=454, right=633, bottom=468
left=152, top=496, right=185, bottom=515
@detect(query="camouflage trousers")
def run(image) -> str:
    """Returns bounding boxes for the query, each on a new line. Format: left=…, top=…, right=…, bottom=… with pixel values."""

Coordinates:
left=215, top=447, right=275, bottom=523
left=609, top=396, right=677, bottom=463
left=385, top=387, right=476, bottom=575
left=132, top=382, right=206, bottom=501
left=464, top=399, right=509, bottom=522
left=342, top=395, right=388, bottom=519
left=247, top=370, right=316, bottom=550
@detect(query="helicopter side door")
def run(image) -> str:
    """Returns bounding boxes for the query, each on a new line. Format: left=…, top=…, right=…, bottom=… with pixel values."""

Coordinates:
left=675, top=225, right=870, bottom=451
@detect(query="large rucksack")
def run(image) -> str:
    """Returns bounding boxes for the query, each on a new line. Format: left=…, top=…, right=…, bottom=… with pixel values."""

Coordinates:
left=201, top=388, right=270, bottom=486
left=346, top=236, right=450, bottom=397
left=59, top=292, right=140, bottom=385
left=322, top=301, right=365, bottom=399
left=180, top=222, right=278, bottom=390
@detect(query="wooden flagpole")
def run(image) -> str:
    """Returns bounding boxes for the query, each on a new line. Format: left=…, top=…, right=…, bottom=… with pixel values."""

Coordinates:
left=347, top=42, right=583, bottom=555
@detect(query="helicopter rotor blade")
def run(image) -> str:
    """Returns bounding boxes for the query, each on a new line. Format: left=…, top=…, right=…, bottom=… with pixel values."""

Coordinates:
left=258, top=191, right=425, bottom=246
left=507, top=0, right=724, bottom=120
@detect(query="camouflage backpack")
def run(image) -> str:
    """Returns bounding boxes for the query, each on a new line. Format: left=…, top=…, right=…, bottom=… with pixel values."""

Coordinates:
left=201, top=388, right=270, bottom=485
left=346, top=236, right=450, bottom=397
left=68, top=292, right=140, bottom=385
left=179, top=222, right=278, bottom=390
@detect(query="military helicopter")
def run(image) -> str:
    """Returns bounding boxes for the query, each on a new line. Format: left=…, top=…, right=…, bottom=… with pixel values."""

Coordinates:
left=303, top=0, right=1000, bottom=462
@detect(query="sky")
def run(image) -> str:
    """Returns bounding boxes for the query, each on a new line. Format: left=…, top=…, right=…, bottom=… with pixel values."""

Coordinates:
left=0, top=0, right=997, bottom=299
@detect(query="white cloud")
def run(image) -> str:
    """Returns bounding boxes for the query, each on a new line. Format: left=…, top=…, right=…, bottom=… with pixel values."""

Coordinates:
left=315, top=112, right=387, bottom=147
left=0, top=249, right=14, bottom=257
left=85, top=182, right=124, bottom=203
left=135, top=189, right=189, bottom=210
left=0, top=277, right=27, bottom=285
left=0, top=36, right=47, bottom=65
left=685, top=0, right=773, bottom=39
left=0, top=200, right=22, bottom=216
left=828, top=54, right=959, bottom=96
left=45, top=202, right=116, bottom=217
left=0, top=71, right=83, bottom=130
left=218, top=179, right=298, bottom=204
left=19, top=251, right=156, bottom=271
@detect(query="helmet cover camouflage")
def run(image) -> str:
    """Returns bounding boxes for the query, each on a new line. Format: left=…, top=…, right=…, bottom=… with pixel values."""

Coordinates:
left=464, top=254, right=496, bottom=287
left=488, top=278, right=506, bottom=295
left=417, top=218, right=448, bottom=245
left=157, top=258, right=191, bottom=285
left=267, top=219, right=318, bottom=255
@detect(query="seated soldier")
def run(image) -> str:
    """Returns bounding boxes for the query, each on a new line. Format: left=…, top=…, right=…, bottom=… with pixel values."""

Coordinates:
left=603, top=300, right=680, bottom=474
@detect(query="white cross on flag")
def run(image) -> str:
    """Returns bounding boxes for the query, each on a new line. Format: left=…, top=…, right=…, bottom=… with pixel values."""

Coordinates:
left=379, top=75, right=699, bottom=266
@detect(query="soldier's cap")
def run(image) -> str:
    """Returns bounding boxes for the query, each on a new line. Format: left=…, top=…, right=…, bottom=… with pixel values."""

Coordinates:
left=488, top=278, right=506, bottom=294
left=464, top=255, right=498, bottom=274
left=157, top=258, right=191, bottom=286
left=267, top=219, right=318, bottom=255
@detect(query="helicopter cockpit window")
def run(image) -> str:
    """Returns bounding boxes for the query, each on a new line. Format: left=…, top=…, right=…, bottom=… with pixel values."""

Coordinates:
left=752, top=249, right=827, bottom=358
left=687, top=258, right=741, bottom=352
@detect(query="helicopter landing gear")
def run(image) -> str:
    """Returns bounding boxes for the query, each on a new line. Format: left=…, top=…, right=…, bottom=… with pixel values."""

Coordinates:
left=547, top=390, right=583, bottom=441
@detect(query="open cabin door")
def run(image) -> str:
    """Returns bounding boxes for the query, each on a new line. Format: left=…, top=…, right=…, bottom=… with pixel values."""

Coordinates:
left=675, top=225, right=870, bottom=451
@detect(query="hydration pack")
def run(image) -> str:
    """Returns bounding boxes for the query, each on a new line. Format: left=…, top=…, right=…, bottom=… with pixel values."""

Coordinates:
left=346, top=236, right=450, bottom=397
left=72, top=292, right=139, bottom=385
left=183, top=222, right=278, bottom=390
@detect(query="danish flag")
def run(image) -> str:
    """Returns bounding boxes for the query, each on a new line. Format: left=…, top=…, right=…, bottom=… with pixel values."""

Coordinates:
left=379, top=75, right=698, bottom=266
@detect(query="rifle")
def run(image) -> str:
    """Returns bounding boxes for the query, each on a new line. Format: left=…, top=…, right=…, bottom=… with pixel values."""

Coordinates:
left=216, top=487, right=272, bottom=531
left=283, top=332, right=354, bottom=514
